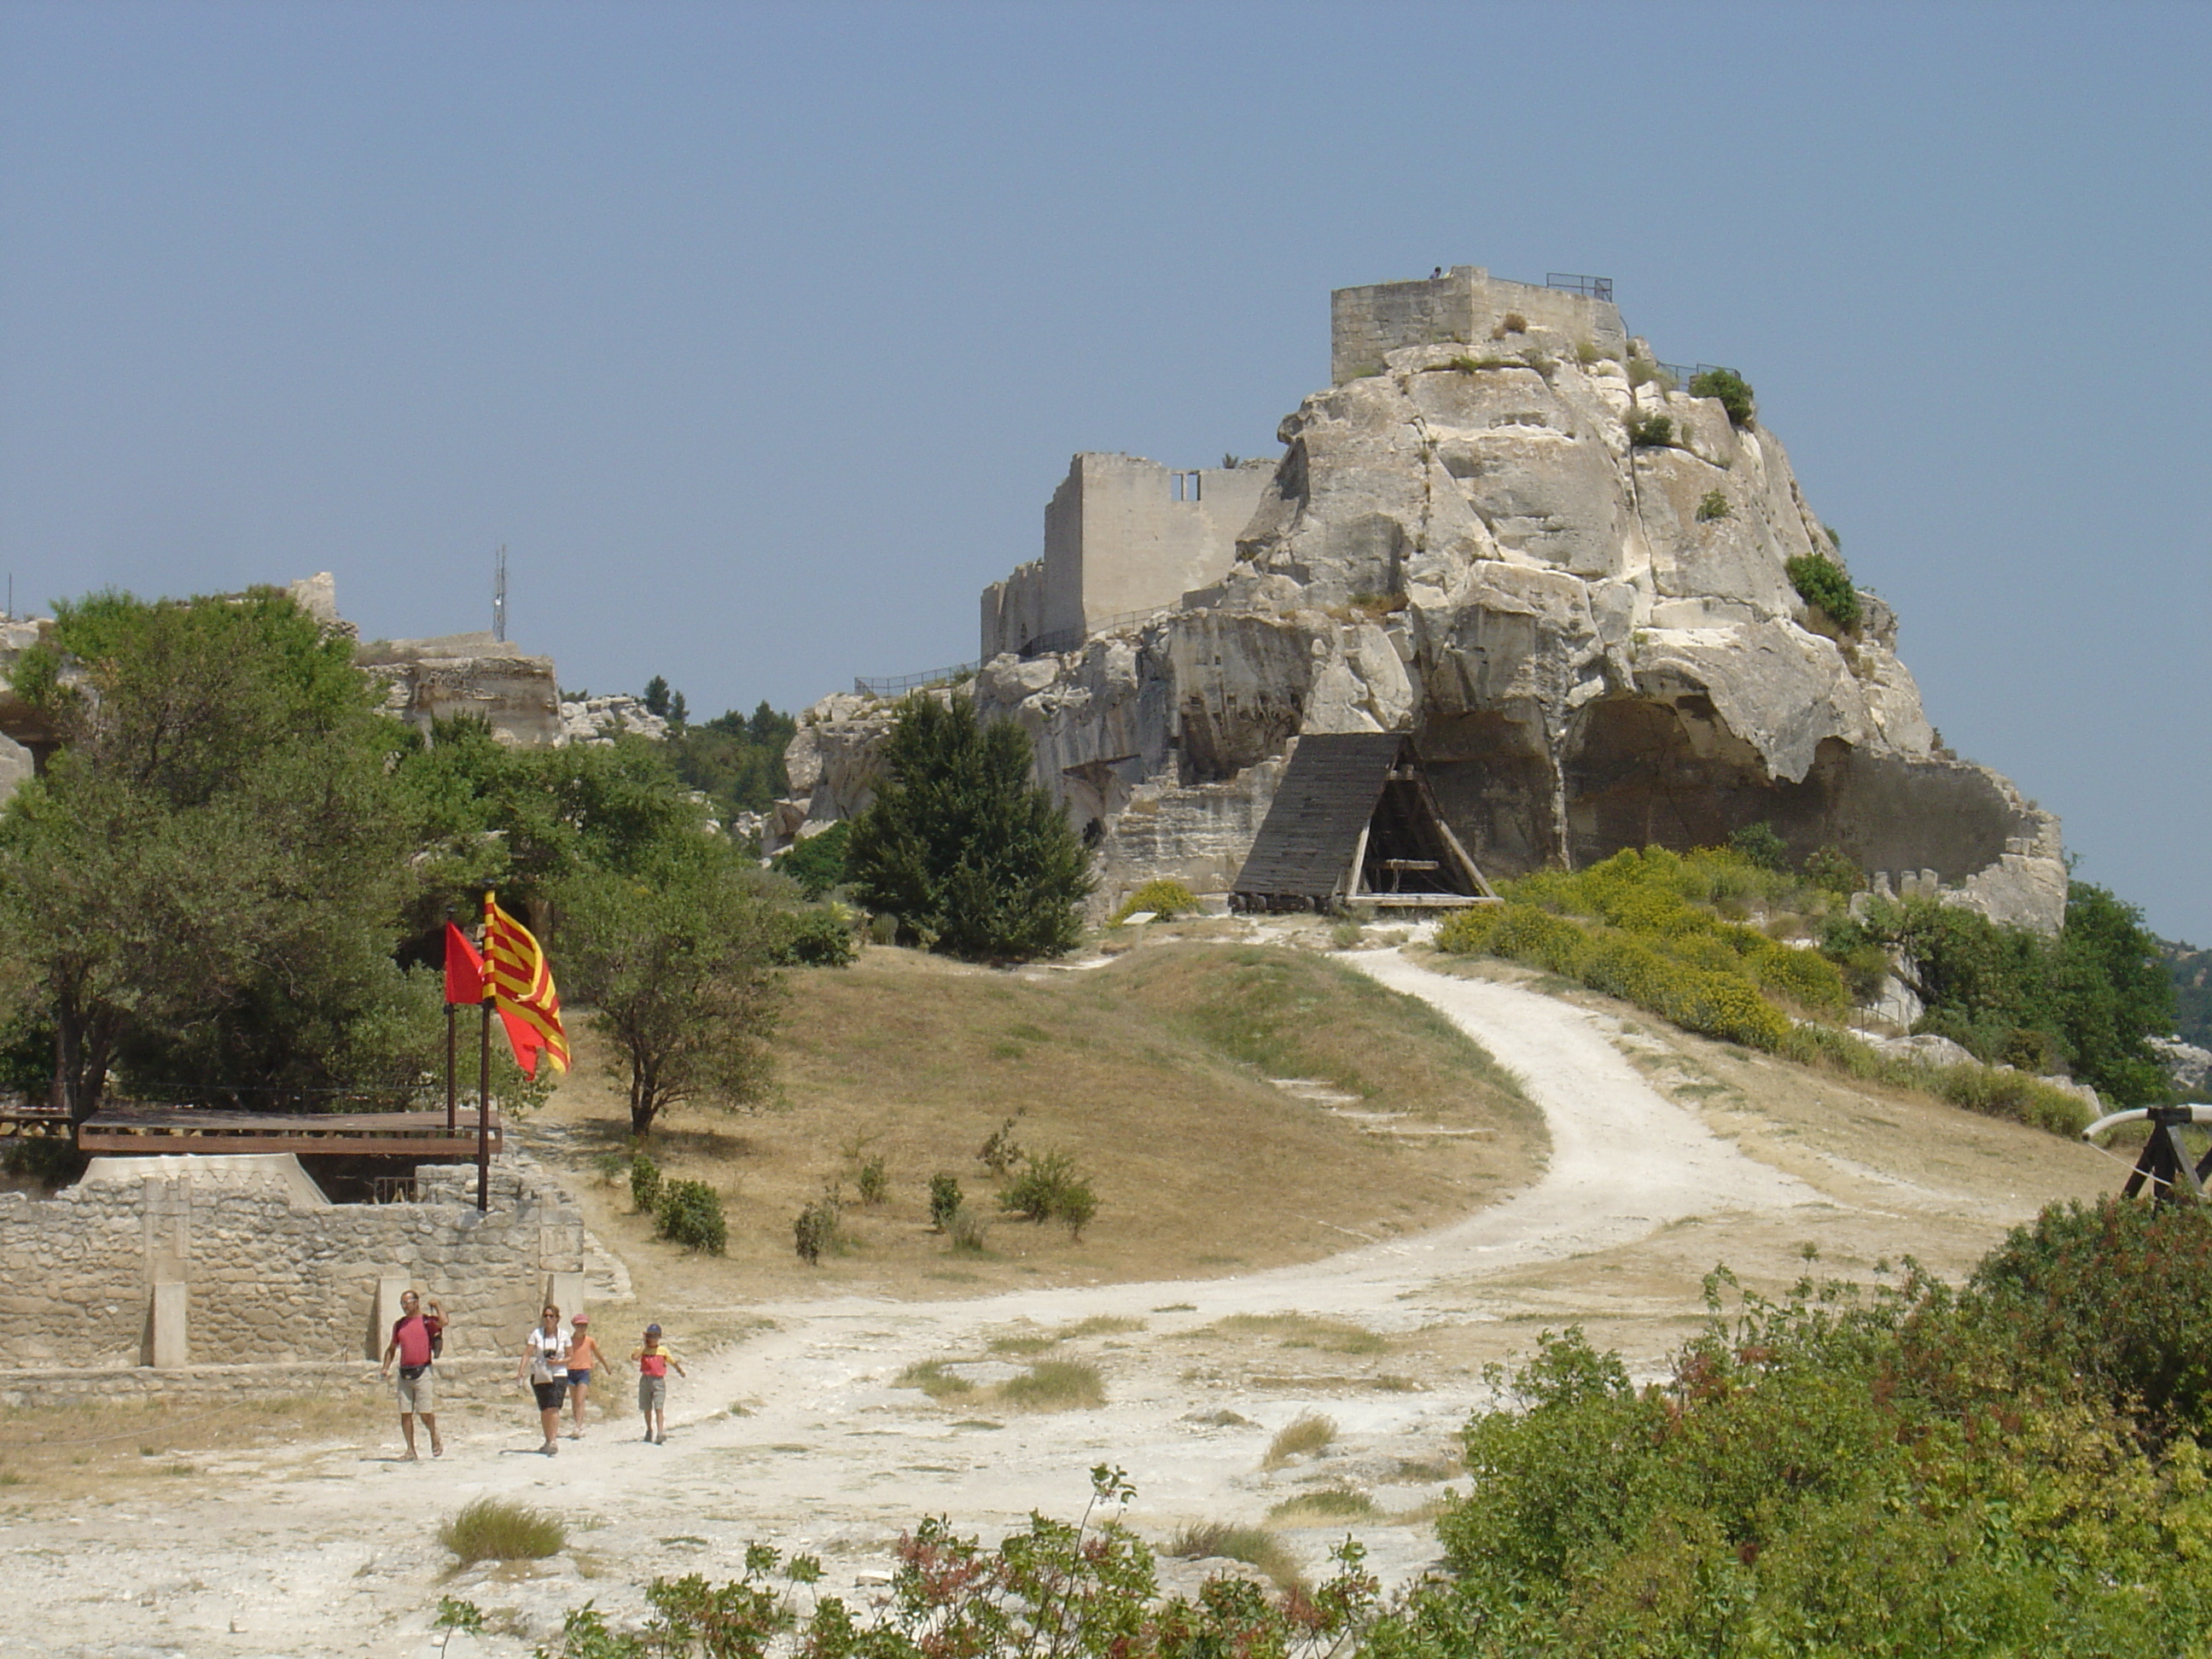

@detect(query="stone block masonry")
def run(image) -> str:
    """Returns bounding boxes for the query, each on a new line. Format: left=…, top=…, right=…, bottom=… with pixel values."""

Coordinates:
left=0, top=1156, right=584, bottom=1371
left=1330, top=266, right=1628, bottom=385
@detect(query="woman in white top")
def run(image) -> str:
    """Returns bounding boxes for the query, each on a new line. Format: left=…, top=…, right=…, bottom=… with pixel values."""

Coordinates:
left=516, top=1303, right=571, bottom=1456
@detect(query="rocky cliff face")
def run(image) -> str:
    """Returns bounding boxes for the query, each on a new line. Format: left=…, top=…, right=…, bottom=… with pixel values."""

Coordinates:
left=790, top=328, right=2065, bottom=930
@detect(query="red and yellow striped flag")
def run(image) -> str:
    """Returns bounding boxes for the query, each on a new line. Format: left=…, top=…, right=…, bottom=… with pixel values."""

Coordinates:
left=483, top=892, right=571, bottom=1077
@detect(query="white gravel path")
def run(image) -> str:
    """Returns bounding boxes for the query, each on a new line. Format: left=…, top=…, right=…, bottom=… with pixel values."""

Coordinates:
left=15, top=949, right=1829, bottom=1659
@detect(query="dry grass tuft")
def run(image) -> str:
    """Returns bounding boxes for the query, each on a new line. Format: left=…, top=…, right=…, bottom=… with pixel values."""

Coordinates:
left=1163, top=1521, right=1301, bottom=1589
left=997, top=1359, right=1104, bottom=1412
left=438, top=1497, right=566, bottom=1564
left=1216, top=1312, right=1388, bottom=1355
left=1267, top=1487, right=1375, bottom=1523
left=895, top=1360, right=976, bottom=1400
left=1261, top=1412, right=1337, bottom=1470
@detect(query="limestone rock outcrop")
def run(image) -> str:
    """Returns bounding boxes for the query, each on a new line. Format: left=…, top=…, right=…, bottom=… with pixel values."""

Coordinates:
left=357, top=631, right=562, bottom=748
left=797, top=283, right=2067, bottom=931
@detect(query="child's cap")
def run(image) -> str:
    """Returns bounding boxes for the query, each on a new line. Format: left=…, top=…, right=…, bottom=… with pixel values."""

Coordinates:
left=572, top=1314, right=589, bottom=1325
left=645, top=1323, right=662, bottom=1336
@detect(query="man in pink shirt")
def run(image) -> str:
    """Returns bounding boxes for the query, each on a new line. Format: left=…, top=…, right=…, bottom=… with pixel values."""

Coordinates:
left=377, top=1289, right=445, bottom=1460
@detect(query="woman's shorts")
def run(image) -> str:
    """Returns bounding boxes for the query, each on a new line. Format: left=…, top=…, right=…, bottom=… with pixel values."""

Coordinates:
left=532, top=1380, right=566, bottom=1411
left=566, top=1369, right=591, bottom=1388
left=637, top=1375, right=668, bottom=1412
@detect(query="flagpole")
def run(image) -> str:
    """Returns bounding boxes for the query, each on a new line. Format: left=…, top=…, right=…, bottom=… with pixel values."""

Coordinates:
left=445, top=1000, right=457, bottom=1135
left=477, top=997, right=492, bottom=1213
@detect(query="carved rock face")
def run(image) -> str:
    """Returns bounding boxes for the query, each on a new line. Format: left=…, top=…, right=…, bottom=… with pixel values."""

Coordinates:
left=805, top=333, right=2065, bottom=928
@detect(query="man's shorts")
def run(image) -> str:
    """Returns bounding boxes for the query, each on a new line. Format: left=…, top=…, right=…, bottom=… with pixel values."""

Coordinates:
left=637, top=1374, right=668, bottom=1412
left=395, top=1367, right=435, bottom=1413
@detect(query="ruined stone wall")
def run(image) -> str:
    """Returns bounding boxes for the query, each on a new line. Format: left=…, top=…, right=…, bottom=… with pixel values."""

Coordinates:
left=981, top=455, right=1276, bottom=660
left=356, top=631, right=562, bottom=748
left=1330, top=266, right=1628, bottom=385
left=0, top=1160, right=581, bottom=1370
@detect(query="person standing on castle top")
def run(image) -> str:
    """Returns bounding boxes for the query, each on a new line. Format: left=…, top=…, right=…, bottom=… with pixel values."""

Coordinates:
left=563, top=1313, right=601, bottom=1441
left=517, top=1303, right=570, bottom=1456
left=377, top=1289, right=445, bottom=1460
left=631, top=1323, right=684, bottom=1445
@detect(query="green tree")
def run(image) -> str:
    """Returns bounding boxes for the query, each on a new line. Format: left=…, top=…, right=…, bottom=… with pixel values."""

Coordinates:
left=779, top=818, right=849, bottom=899
left=0, top=589, right=436, bottom=1117
left=845, top=696, right=1092, bottom=960
left=556, top=849, right=788, bottom=1136
left=641, top=674, right=672, bottom=718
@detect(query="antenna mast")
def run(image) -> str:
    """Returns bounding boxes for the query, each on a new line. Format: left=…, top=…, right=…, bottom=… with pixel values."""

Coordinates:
left=492, top=544, right=509, bottom=642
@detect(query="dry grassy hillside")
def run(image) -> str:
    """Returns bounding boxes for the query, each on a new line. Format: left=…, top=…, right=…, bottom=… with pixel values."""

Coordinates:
left=531, top=940, right=1546, bottom=1308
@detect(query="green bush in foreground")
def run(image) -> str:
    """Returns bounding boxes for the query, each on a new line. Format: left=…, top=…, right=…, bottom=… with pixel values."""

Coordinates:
left=1397, top=1203, right=2212, bottom=1658
left=527, top=1466, right=1379, bottom=1659
left=438, top=1496, right=565, bottom=1564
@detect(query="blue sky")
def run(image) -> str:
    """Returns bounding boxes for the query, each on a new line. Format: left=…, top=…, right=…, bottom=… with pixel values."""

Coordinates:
left=3, top=2, right=2207, bottom=940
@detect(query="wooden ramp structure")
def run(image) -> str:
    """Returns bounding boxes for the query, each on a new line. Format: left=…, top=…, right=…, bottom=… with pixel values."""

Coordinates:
left=76, top=1105, right=501, bottom=1158
left=1231, top=733, right=1499, bottom=913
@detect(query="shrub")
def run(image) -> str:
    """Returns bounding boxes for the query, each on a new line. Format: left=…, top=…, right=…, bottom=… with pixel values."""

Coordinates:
left=1966, top=1197, right=2212, bottom=1439
left=1109, top=878, right=1201, bottom=924
left=766, top=905, right=857, bottom=967
left=1727, top=821, right=1787, bottom=870
left=1785, top=550, right=1862, bottom=632
left=946, top=1207, right=991, bottom=1255
left=1518, top=348, right=1557, bottom=378
left=928, top=1172, right=963, bottom=1231
left=1330, top=918, right=1365, bottom=950
left=1263, top=1412, right=1338, bottom=1469
left=855, top=1155, right=888, bottom=1206
left=977, top=1111, right=1026, bottom=1176
left=1627, top=358, right=1676, bottom=392
left=1575, top=338, right=1605, bottom=367
left=1493, top=310, right=1528, bottom=335
left=1800, top=843, right=1860, bottom=897
left=1627, top=412, right=1674, bottom=447
left=794, top=1186, right=842, bottom=1265
left=629, top=1151, right=661, bottom=1214
left=1, top=1135, right=78, bottom=1190
left=656, top=1179, right=728, bottom=1254
left=999, top=1148, right=1099, bottom=1238
left=1688, top=365, right=1755, bottom=426
left=778, top=818, right=849, bottom=899
left=438, top=1497, right=566, bottom=1564
left=1696, top=488, right=1731, bottom=521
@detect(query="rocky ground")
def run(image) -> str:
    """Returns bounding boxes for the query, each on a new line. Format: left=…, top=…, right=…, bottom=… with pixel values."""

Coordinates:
left=1, top=948, right=2116, bottom=1658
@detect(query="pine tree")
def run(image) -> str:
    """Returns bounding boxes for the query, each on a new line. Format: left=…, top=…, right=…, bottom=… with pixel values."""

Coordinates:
left=845, top=696, right=1091, bottom=960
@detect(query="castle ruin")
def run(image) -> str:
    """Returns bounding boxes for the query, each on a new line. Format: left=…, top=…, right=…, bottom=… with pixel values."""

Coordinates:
left=789, top=265, right=2069, bottom=934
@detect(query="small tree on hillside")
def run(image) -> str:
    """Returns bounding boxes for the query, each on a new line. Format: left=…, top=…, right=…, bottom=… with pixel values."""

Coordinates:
left=557, top=852, right=787, bottom=1135
left=845, top=696, right=1091, bottom=960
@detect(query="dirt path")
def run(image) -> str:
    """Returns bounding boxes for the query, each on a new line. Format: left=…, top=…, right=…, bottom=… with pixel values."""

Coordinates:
left=10, top=951, right=2098, bottom=1658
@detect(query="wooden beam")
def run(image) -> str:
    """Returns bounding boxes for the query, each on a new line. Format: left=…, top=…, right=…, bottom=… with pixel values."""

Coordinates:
left=1342, top=823, right=1371, bottom=902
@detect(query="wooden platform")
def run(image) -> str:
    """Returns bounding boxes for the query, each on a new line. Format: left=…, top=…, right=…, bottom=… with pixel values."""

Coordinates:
left=76, top=1105, right=501, bottom=1158
left=0, top=1101, right=73, bottom=1135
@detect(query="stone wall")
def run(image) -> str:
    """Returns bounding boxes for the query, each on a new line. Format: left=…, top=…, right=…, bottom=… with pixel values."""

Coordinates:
left=0, top=1156, right=582, bottom=1371
left=1330, top=266, right=1628, bottom=385
left=981, top=454, right=1274, bottom=659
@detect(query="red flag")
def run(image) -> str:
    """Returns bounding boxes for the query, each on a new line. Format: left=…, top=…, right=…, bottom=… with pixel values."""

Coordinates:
left=443, top=922, right=485, bottom=1006
left=482, top=892, right=571, bottom=1077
